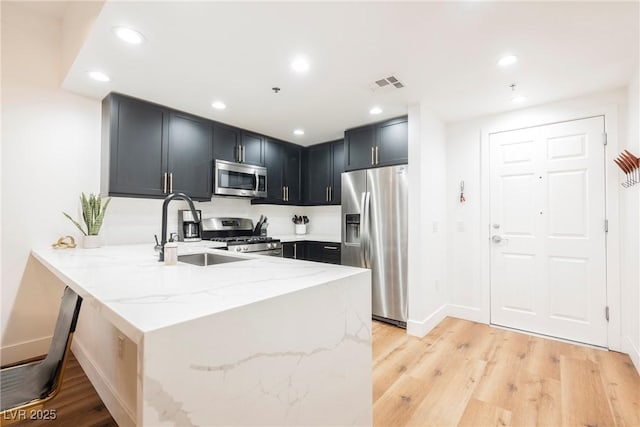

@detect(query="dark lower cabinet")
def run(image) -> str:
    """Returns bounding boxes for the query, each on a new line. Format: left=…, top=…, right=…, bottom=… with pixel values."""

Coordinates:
left=282, top=241, right=340, bottom=265
left=102, top=94, right=212, bottom=201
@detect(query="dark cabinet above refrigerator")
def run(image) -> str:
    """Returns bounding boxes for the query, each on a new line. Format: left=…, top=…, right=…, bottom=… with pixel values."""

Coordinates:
left=344, top=116, right=408, bottom=171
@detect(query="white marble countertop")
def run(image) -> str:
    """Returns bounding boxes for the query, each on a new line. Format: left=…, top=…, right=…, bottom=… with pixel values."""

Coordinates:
left=31, top=243, right=366, bottom=343
left=273, top=234, right=341, bottom=243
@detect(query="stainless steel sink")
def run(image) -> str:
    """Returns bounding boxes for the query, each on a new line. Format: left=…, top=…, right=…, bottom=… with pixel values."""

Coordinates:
left=178, top=253, right=248, bottom=266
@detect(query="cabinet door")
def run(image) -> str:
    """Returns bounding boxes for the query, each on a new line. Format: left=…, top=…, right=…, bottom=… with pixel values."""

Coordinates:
left=320, top=242, right=341, bottom=265
left=167, top=113, right=212, bottom=201
left=264, top=139, right=284, bottom=201
left=213, top=124, right=240, bottom=163
left=304, top=144, right=331, bottom=204
left=377, top=117, right=408, bottom=167
left=330, top=140, right=344, bottom=204
left=282, top=242, right=295, bottom=259
left=283, top=144, right=301, bottom=204
left=241, top=131, right=264, bottom=166
left=345, top=125, right=375, bottom=171
left=108, top=96, right=168, bottom=197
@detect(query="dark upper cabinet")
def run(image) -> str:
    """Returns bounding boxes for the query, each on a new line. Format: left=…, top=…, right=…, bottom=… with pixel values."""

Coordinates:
left=304, top=143, right=332, bottom=205
left=104, top=95, right=168, bottom=197
left=259, top=139, right=300, bottom=204
left=167, top=112, right=212, bottom=200
left=344, top=116, right=408, bottom=171
left=283, top=144, right=301, bottom=203
left=240, top=131, right=264, bottom=166
left=377, top=117, right=408, bottom=167
left=213, top=124, right=240, bottom=163
left=101, top=94, right=212, bottom=201
left=212, top=126, right=263, bottom=166
left=264, top=139, right=284, bottom=201
left=302, top=140, right=343, bottom=205
left=330, top=140, right=344, bottom=205
left=345, top=125, right=375, bottom=171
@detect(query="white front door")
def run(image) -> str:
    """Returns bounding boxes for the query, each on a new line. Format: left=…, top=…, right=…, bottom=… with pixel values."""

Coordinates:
left=489, top=116, right=607, bottom=347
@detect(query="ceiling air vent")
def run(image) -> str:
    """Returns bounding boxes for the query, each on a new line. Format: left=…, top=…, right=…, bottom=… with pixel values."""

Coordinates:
left=372, top=75, right=405, bottom=91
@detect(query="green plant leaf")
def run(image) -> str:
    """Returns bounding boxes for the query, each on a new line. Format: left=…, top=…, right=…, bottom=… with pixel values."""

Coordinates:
left=63, top=212, right=87, bottom=236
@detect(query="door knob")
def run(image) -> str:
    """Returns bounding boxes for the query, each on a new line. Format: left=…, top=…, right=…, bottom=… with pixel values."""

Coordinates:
left=492, top=235, right=504, bottom=243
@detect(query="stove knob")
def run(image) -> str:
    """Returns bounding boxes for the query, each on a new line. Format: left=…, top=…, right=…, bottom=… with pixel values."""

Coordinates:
left=243, top=246, right=249, bottom=252
left=267, top=243, right=273, bottom=249
left=235, top=247, right=242, bottom=252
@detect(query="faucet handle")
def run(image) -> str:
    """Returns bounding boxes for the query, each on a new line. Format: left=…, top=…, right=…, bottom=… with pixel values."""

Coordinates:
left=154, top=234, right=162, bottom=252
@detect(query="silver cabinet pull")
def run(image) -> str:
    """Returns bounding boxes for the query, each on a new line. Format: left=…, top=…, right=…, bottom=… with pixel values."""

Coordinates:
left=242, top=145, right=246, bottom=162
left=286, top=186, right=289, bottom=201
left=293, top=243, right=297, bottom=259
left=375, top=146, right=379, bottom=165
left=329, top=186, right=332, bottom=201
left=163, top=172, right=168, bottom=193
left=323, top=246, right=338, bottom=250
left=282, top=186, right=286, bottom=200
left=371, top=146, right=375, bottom=165
left=169, top=173, right=173, bottom=193
left=326, top=186, right=329, bottom=202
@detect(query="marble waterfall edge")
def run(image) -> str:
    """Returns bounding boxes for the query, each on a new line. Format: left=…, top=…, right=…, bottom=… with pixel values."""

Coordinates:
left=142, top=273, right=372, bottom=426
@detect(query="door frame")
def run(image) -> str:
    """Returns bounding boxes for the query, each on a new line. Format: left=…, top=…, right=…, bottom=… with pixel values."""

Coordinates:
left=479, top=104, right=621, bottom=351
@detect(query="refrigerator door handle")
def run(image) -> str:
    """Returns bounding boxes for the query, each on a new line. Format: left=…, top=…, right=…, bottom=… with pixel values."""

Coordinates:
left=361, top=191, right=371, bottom=268
left=360, top=192, right=369, bottom=267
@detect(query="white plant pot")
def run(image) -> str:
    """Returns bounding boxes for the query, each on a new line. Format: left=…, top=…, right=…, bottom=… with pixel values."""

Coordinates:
left=83, top=235, right=102, bottom=249
left=295, top=224, right=307, bottom=235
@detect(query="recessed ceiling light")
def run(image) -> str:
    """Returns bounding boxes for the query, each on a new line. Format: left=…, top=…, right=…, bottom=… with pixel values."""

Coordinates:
left=211, top=101, right=226, bottom=110
left=88, top=71, right=110, bottom=82
left=113, top=27, right=145, bottom=44
left=293, top=129, right=305, bottom=135
left=369, top=107, right=382, bottom=115
left=498, top=55, right=518, bottom=67
left=512, top=95, right=527, bottom=104
left=291, top=57, right=310, bottom=73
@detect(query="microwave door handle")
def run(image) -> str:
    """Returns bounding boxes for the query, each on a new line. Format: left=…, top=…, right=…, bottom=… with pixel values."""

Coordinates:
left=254, top=171, right=259, bottom=192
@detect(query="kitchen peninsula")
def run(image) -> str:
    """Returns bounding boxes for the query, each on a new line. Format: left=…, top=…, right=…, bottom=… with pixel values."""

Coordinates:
left=31, top=244, right=372, bottom=426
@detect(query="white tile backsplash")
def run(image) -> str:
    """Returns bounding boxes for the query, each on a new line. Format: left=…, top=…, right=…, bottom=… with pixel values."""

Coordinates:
left=101, top=196, right=341, bottom=245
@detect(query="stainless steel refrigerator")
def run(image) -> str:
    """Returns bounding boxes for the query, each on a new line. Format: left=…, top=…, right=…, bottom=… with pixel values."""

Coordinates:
left=341, top=165, right=408, bottom=327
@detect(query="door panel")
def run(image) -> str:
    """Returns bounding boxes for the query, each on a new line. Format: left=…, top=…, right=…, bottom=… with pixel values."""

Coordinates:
left=241, top=132, right=263, bottom=166
left=341, top=170, right=366, bottom=267
left=377, top=117, right=408, bottom=167
left=213, top=124, right=240, bottom=163
left=345, top=126, right=374, bottom=171
left=330, top=140, right=344, bottom=204
left=283, top=144, right=301, bottom=203
left=367, top=165, right=408, bottom=323
left=304, top=144, right=331, bottom=204
left=264, top=139, right=283, bottom=201
left=490, top=116, right=607, bottom=347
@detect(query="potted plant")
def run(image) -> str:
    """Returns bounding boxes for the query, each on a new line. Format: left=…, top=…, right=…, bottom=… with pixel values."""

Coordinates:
left=63, top=193, right=111, bottom=248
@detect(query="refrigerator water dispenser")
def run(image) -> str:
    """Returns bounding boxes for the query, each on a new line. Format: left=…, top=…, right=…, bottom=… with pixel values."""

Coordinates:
left=345, top=214, right=360, bottom=244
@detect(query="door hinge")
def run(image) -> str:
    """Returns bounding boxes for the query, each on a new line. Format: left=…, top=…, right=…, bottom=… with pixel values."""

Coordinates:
left=605, top=219, right=609, bottom=233
left=605, top=306, right=610, bottom=322
left=602, top=133, right=608, bottom=146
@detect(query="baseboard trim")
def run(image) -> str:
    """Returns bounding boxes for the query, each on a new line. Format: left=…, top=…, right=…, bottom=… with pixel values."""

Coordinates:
left=1, top=335, right=51, bottom=365
left=447, top=304, right=488, bottom=324
left=71, top=339, right=136, bottom=427
left=407, top=304, right=448, bottom=337
left=622, top=335, right=640, bottom=375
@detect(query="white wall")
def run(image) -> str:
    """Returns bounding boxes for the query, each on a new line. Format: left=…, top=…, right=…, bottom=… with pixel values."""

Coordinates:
left=407, top=104, right=448, bottom=336
left=1, top=2, right=102, bottom=362
left=445, top=88, right=630, bottom=349
left=621, top=66, right=640, bottom=371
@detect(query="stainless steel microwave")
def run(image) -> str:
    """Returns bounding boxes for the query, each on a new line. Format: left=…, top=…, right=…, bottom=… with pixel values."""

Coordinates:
left=214, top=159, right=267, bottom=198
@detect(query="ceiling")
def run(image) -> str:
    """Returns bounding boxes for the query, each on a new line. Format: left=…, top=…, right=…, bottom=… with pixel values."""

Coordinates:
left=63, top=1, right=639, bottom=145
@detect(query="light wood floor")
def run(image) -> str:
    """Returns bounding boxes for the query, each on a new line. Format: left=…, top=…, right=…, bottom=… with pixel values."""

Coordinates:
left=12, top=317, right=640, bottom=426
left=373, top=317, right=640, bottom=427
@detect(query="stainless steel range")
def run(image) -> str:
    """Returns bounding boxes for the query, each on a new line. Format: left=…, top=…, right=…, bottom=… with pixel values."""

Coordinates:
left=201, top=217, right=282, bottom=256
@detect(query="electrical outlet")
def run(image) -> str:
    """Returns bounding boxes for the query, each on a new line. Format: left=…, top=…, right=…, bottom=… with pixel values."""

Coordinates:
left=117, top=336, right=124, bottom=359
left=457, top=220, right=465, bottom=232
left=432, top=221, right=439, bottom=233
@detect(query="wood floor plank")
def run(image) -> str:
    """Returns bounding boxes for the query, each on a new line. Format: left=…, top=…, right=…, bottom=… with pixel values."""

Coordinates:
left=457, top=398, right=512, bottom=427
left=593, top=350, right=640, bottom=427
left=560, top=356, right=616, bottom=427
